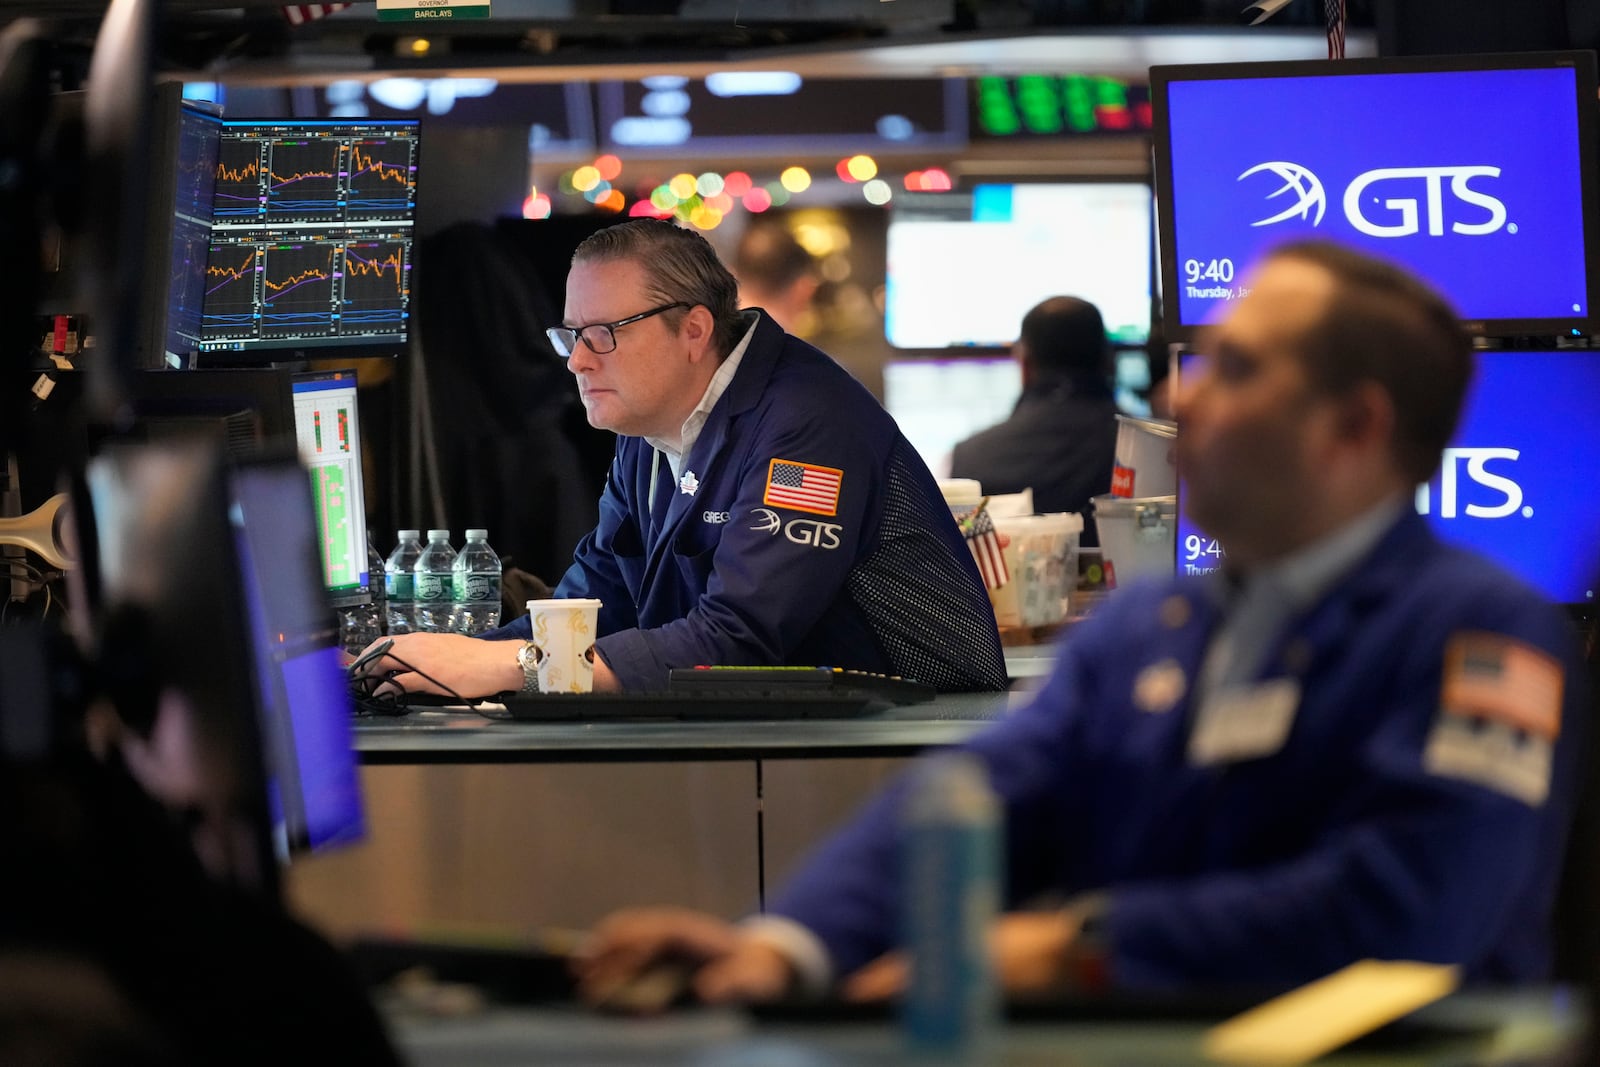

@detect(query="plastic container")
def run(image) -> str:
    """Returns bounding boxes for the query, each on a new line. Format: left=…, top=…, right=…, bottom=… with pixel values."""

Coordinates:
left=989, top=512, right=1084, bottom=628
left=1110, top=414, right=1178, bottom=499
left=937, top=478, right=984, bottom=529
left=451, top=529, right=502, bottom=636
left=384, top=529, right=423, bottom=635
left=1091, top=494, right=1177, bottom=589
left=339, top=537, right=388, bottom=655
left=412, top=529, right=457, bottom=633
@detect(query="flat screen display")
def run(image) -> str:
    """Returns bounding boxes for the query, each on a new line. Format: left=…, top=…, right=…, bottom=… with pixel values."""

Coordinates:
left=1175, top=349, right=1600, bottom=607
left=1151, top=52, right=1600, bottom=340
left=885, top=350, right=1157, bottom=476
left=183, top=118, right=419, bottom=361
left=596, top=75, right=964, bottom=156
left=291, top=369, right=368, bottom=608
left=229, top=456, right=365, bottom=857
left=883, top=356, right=1022, bottom=478
left=885, top=182, right=1153, bottom=349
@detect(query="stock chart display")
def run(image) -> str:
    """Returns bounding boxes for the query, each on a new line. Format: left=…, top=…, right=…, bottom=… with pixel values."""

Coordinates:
left=196, top=119, right=418, bottom=355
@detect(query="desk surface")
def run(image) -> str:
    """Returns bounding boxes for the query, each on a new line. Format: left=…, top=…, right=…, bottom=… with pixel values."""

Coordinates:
left=385, top=992, right=1580, bottom=1067
left=353, top=646, right=1059, bottom=764
left=354, top=690, right=1017, bottom=764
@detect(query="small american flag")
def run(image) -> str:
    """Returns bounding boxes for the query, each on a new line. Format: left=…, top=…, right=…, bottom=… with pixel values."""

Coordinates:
left=764, top=459, right=843, bottom=516
left=963, top=507, right=1009, bottom=591
left=283, top=3, right=352, bottom=24
left=1324, top=0, right=1346, bottom=59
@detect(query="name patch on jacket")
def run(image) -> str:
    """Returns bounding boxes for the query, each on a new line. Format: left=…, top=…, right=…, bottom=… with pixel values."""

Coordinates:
left=764, top=458, right=843, bottom=516
left=1423, top=632, right=1563, bottom=806
left=1188, top=678, right=1300, bottom=765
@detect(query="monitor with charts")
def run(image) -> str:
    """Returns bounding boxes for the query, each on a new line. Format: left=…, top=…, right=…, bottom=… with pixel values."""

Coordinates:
left=168, top=115, right=419, bottom=364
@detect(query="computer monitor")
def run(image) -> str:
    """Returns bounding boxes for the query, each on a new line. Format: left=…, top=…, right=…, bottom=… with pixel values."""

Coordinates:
left=160, top=100, right=224, bottom=368
left=884, top=181, right=1153, bottom=350
left=85, top=440, right=365, bottom=882
left=85, top=441, right=283, bottom=898
left=182, top=117, right=419, bottom=363
left=1150, top=51, right=1600, bottom=342
left=883, top=356, right=1021, bottom=478
left=290, top=369, right=369, bottom=609
left=227, top=452, right=364, bottom=857
left=1175, top=349, right=1600, bottom=608
left=884, top=350, right=1156, bottom=476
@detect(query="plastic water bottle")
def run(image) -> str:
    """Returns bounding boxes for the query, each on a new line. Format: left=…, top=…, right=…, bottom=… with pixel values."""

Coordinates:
left=451, top=529, right=502, bottom=635
left=385, top=529, right=423, bottom=635
left=366, top=537, right=387, bottom=637
left=412, top=529, right=456, bottom=633
left=901, top=751, right=1001, bottom=1055
left=337, top=536, right=389, bottom=656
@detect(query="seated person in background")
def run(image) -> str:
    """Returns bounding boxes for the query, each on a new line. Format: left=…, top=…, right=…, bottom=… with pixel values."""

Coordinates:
left=358, top=219, right=1007, bottom=696
left=731, top=219, right=822, bottom=337
left=949, top=297, right=1119, bottom=541
left=575, top=239, right=1586, bottom=1002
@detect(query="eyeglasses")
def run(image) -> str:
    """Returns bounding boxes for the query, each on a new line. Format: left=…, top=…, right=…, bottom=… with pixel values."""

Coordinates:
left=546, top=301, right=692, bottom=358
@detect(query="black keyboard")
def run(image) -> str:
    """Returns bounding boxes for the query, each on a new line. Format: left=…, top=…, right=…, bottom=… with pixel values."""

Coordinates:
left=499, top=688, right=882, bottom=721
left=391, top=667, right=941, bottom=721
left=667, top=666, right=938, bottom=705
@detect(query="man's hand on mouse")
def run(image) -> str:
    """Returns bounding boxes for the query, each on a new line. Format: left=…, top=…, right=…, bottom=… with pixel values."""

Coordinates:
left=574, top=906, right=798, bottom=1011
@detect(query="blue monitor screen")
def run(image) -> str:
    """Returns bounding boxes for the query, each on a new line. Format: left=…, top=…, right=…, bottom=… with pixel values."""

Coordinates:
left=230, top=457, right=366, bottom=857
left=1176, top=349, right=1600, bottom=607
left=1152, top=53, right=1600, bottom=340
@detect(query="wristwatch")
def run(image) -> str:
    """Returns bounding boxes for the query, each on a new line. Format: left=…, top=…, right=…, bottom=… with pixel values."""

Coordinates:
left=516, top=642, right=541, bottom=694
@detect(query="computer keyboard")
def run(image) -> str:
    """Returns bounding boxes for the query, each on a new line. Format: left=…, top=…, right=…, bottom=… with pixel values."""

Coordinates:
left=499, top=688, right=883, bottom=722
left=385, top=667, right=944, bottom=721
left=667, top=666, right=938, bottom=705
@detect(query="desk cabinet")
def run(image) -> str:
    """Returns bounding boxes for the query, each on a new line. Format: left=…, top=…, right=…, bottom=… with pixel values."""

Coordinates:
left=288, top=758, right=909, bottom=937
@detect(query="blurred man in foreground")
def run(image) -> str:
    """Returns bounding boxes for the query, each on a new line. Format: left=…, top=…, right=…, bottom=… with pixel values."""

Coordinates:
left=576, top=238, right=1586, bottom=1002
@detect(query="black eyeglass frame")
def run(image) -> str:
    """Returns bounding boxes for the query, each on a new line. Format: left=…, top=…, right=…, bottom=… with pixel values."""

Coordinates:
left=546, top=301, right=692, bottom=358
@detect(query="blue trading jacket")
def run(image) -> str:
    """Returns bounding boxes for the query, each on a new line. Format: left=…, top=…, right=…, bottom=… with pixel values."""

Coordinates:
left=768, top=511, right=1586, bottom=989
left=493, top=311, right=1008, bottom=694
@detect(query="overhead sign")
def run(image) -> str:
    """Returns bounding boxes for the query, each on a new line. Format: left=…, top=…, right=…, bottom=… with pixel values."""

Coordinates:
left=376, top=0, right=490, bottom=21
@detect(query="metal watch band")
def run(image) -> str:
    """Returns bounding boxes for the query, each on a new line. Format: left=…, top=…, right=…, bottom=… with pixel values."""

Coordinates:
left=517, top=642, right=540, bottom=694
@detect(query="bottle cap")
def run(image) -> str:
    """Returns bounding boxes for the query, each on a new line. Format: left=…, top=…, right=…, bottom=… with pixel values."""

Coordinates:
left=426, top=529, right=451, bottom=542
left=398, top=529, right=420, bottom=540
left=465, top=529, right=488, bottom=540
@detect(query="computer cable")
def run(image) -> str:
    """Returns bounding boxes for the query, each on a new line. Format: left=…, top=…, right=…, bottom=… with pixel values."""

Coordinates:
left=348, top=647, right=489, bottom=718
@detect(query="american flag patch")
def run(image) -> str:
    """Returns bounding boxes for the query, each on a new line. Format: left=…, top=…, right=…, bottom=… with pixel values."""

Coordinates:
left=964, top=507, right=1009, bottom=591
left=764, top=459, right=843, bottom=516
left=282, top=3, right=352, bottom=24
left=1441, top=632, right=1563, bottom=740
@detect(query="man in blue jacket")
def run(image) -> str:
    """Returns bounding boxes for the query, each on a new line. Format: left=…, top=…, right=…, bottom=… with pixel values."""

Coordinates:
left=364, top=219, right=1007, bottom=694
left=575, top=238, right=1586, bottom=1001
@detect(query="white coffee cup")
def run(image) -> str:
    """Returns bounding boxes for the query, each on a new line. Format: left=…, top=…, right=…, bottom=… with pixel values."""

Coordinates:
left=525, top=598, right=603, bottom=694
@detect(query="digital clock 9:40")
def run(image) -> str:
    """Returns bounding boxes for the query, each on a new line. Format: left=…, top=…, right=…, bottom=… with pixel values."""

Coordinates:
left=1184, top=258, right=1234, bottom=284
left=1184, top=535, right=1227, bottom=563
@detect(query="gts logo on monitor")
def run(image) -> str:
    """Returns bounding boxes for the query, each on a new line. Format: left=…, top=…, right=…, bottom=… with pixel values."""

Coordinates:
left=1414, top=448, right=1531, bottom=519
left=1240, top=162, right=1508, bottom=238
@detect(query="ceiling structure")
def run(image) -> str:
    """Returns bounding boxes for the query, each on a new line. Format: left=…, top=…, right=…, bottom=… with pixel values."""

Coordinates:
left=5, top=0, right=1378, bottom=86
